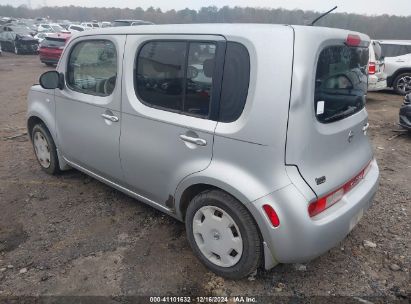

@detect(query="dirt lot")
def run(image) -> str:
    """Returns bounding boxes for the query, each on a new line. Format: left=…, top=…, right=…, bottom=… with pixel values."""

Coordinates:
left=0, top=53, right=410, bottom=302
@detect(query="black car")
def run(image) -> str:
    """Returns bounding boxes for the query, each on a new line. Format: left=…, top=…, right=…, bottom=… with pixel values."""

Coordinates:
left=0, top=27, right=38, bottom=54
left=399, top=93, right=411, bottom=131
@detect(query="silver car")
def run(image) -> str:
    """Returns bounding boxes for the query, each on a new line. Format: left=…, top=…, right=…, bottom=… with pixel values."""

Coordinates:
left=27, top=24, right=379, bottom=279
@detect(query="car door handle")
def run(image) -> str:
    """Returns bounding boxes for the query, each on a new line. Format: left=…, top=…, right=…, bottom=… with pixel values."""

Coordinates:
left=101, top=113, right=119, bottom=122
left=362, top=122, right=369, bottom=134
left=179, top=134, right=207, bottom=146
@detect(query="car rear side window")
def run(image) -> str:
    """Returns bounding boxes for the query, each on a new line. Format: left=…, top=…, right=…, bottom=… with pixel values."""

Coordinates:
left=67, top=40, right=117, bottom=96
left=218, top=42, right=250, bottom=123
left=380, top=44, right=411, bottom=58
left=315, top=45, right=368, bottom=123
left=135, top=41, right=217, bottom=118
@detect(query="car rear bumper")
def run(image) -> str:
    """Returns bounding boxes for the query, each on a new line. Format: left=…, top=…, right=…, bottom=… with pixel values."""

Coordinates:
left=39, top=57, right=59, bottom=64
left=248, top=158, right=379, bottom=268
left=368, top=75, right=387, bottom=91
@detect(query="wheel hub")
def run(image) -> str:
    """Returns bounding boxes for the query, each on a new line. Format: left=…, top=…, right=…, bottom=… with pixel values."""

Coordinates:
left=192, top=206, right=243, bottom=268
left=33, top=131, right=51, bottom=169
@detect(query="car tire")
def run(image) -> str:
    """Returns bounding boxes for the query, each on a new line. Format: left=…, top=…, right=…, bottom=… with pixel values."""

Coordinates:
left=393, top=73, right=411, bottom=95
left=31, top=123, right=60, bottom=175
left=185, top=189, right=262, bottom=279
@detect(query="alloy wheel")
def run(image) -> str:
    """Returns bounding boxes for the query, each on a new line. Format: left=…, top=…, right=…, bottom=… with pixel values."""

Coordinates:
left=397, top=75, right=411, bottom=94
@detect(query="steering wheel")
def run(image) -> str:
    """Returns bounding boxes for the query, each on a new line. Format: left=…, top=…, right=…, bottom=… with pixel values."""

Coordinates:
left=103, top=75, right=117, bottom=95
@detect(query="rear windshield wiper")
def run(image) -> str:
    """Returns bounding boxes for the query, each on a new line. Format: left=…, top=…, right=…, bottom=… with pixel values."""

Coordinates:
left=323, top=106, right=357, bottom=122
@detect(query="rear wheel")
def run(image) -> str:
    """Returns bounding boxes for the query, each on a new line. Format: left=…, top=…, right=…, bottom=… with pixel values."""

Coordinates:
left=185, top=190, right=262, bottom=279
left=31, top=124, right=60, bottom=175
left=393, top=73, right=411, bottom=95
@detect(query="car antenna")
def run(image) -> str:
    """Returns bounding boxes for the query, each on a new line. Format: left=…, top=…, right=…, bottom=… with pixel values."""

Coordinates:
left=310, top=6, right=338, bottom=26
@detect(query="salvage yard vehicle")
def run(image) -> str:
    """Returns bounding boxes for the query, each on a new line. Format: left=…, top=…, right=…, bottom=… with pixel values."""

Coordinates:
left=399, top=93, right=411, bottom=130
left=379, top=40, right=411, bottom=95
left=368, top=40, right=387, bottom=91
left=27, top=24, right=379, bottom=279
left=0, top=27, right=38, bottom=54
left=39, top=33, right=71, bottom=66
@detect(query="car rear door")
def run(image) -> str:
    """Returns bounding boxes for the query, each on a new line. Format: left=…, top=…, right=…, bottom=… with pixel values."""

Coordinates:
left=286, top=29, right=374, bottom=198
left=120, top=34, right=225, bottom=207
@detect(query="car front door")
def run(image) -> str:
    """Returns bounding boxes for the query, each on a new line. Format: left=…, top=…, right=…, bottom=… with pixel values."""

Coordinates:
left=54, top=35, right=126, bottom=183
left=120, top=35, right=225, bottom=208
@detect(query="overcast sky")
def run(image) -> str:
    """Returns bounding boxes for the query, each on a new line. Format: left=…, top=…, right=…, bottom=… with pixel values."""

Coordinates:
left=1, top=0, right=411, bottom=17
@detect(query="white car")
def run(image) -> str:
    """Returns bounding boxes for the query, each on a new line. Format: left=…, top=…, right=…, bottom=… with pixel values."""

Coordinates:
left=378, top=40, right=411, bottom=95
left=37, top=23, right=66, bottom=33
left=67, top=24, right=86, bottom=33
left=368, top=40, right=387, bottom=91
left=34, top=32, right=53, bottom=43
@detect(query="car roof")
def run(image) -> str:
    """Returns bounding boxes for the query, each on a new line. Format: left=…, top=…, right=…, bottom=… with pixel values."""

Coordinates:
left=376, top=40, right=411, bottom=45
left=71, top=23, right=368, bottom=41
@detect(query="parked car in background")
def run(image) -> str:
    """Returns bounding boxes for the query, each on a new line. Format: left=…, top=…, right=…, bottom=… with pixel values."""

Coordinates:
left=38, top=23, right=67, bottom=33
left=101, top=21, right=112, bottom=28
left=378, top=40, right=411, bottom=95
left=112, top=19, right=154, bottom=26
left=81, top=22, right=100, bottom=29
left=34, top=32, right=53, bottom=43
left=0, top=27, right=38, bottom=54
left=399, top=93, right=411, bottom=130
left=29, top=24, right=379, bottom=279
left=39, top=33, right=71, bottom=66
left=368, top=40, right=387, bottom=91
left=67, top=24, right=86, bottom=33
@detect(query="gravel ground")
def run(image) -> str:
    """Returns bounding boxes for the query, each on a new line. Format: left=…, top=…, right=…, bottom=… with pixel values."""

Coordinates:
left=0, top=53, right=409, bottom=302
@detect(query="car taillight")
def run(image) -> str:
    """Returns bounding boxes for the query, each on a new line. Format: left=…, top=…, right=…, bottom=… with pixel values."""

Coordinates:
left=263, top=204, right=280, bottom=227
left=368, top=62, right=376, bottom=75
left=308, top=160, right=373, bottom=217
left=345, top=34, right=361, bottom=47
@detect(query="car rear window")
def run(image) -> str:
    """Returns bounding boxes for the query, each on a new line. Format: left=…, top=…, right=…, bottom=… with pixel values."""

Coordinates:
left=41, top=37, right=66, bottom=48
left=314, top=45, right=368, bottom=123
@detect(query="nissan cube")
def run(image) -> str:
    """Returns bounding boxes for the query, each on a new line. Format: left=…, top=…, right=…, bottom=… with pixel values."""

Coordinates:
left=27, top=24, right=379, bottom=279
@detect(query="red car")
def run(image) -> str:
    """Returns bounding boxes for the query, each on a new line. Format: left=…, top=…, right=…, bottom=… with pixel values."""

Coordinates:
left=39, top=33, right=71, bottom=66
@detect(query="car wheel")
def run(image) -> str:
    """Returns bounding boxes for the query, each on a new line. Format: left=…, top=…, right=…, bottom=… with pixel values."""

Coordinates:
left=393, top=73, right=411, bottom=95
left=31, top=123, right=60, bottom=175
left=185, top=190, right=262, bottom=279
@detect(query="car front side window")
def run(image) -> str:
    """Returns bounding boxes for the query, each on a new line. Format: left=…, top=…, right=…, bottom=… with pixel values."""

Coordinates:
left=66, top=40, right=117, bottom=96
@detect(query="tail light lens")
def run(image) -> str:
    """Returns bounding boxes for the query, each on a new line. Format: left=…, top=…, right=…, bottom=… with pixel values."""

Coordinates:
left=368, top=62, right=376, bottom=75
left=346, top=34, right=361, bottom=47
left=263, top=204, right=280, bottom=227
left=308, top=160, right=373, bottom=217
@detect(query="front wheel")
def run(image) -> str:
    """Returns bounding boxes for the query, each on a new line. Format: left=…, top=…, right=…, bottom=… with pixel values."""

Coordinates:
left=31, top=123, right=60, bottom=175
left=393, top=73, right=411, bottom=95
left=185, top=190, right=262, bottom=279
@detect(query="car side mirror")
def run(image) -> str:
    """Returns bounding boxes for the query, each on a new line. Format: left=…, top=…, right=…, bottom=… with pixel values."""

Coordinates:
left=39, top=71, right=64, bottom=90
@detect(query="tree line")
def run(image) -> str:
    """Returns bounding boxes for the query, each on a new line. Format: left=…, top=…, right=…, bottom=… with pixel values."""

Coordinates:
left=1, top=4, right=411, bottom=39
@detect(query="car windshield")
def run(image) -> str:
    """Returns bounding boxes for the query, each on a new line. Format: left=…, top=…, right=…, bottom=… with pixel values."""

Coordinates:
left=315, top=45, right=369, bottom=123
left=41, top=37, right=66, bottom=48
left=51, top=25, right=64, bottom=32
left=113, top=21, right=130, bottom=27
left=10, top=26, right=31, bottom=35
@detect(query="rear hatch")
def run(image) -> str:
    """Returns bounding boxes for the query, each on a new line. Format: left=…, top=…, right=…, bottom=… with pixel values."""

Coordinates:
left=370, top=41, right=385, bottom=77
left=286, top=27, right=374, bottom=199
left=40, top=37, right=66, bottom=58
